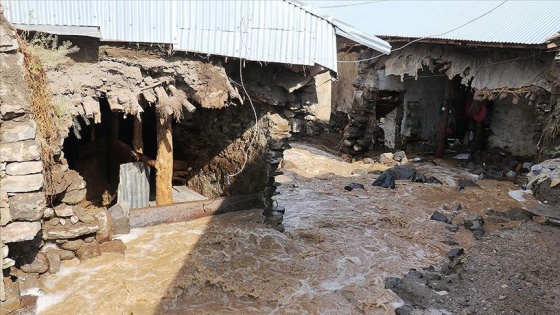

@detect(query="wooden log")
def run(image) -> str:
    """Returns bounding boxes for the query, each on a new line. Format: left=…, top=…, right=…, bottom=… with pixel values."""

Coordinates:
left=132, top=115, right=144, bottom=153
left=154, top=86, right=174, bottom=205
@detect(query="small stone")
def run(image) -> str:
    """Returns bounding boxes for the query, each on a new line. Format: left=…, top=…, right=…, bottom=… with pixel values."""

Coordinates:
left=2, top=244, right=9, bottom=258
left=429, top=274, right=442, bottom=281
left=43, top=207, right=54, bottom=219
left=395, top=305, right=413, bottom=315
left=108, top=202, right=130, bottom=235
left=20, top=252, right=49, bottom=274
left=70, top=215, right=79, bottom=224
left=59, top=239, right=84, bottom=251
left=59, top=218, right=66, bottom=226
left=446, top=248, right=465, bottom=261
left=54, top=204, right=74, bottom=217
left=48, top=218, right=60, bottom=226
left=84, top=236, right=95, bottom=243
left=531, top=289, right=545, bottom=297
left=446, top=225, right=459, bottom=233
left=430, top=211, right=451, bottom=224
left=92, top=209, right=113, bottom=243
left=76, top=239, right=101, bottom=261
left=455, top=204, right=463, bottom=211
left=393, top=151, right=408, bottom=163
left=498, top=295, right=506, bottom=300
left=1, top=221, right=41, bottom=243
left=379, top=152, right=394, bottom=164
left=2, top=257, right=15, bottom=269
left=445, top=274, right=459, bottom=284
left=57, top=249, right=75, bottom=260
left=45, top=250, right=61, bottom=273
left=99, top=239, right=126, bottom=256
left=344, top=183, right=365, bottom=191
left=363, top=158, right=375, bottom=164
left=2, top=277, right=21, bottom=313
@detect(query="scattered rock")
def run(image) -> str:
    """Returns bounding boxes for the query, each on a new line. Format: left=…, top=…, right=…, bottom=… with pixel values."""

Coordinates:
left=99, top=239, right=127, bottom=256
left=20, top=252, right=49, bottom=274
left=531, top=289, right=545, bottom=297
left=464, top=214, right=484, bottom=231
left=430, top=211, right=451, bottom=224
left=444, top=274, right=459, bottom=284
left=76, top=239, right=101, bottom=261
left=1, top=221, right=41, bottom=243
left=393, top=151, right=408, bottom=163
left=57, top=249, right=75, bottom=260
left=446, top=226, right=459, bottom=233
left=363, top=158, right=375, bottom=164
left=344, top=183, right=365, bottom=191
left=379, top=152, right=394, bottom=164
left=446, top=248, right=465, bottom=261
left=108, top=202, right=130, bottom=235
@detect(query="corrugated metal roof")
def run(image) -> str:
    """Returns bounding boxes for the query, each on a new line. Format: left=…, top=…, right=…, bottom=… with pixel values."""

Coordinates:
left=3, top=0, right=391, bottom=72
left=303, top=1, right=560, bottom=45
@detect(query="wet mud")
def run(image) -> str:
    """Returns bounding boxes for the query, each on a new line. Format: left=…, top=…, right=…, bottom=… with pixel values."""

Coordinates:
left=30, top=143, right=538, bottom=314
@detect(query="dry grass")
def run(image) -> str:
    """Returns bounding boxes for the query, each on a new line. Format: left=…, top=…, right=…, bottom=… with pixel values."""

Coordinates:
left=25, top=32, right=79, bottom=70
left=17, top=36, right=61, bottom=196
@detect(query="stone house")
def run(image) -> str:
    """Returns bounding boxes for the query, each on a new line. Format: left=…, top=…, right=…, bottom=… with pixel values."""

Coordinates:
left=0, top=0, right=390, bottom=309
left=315, top=1, right=560, bottom=159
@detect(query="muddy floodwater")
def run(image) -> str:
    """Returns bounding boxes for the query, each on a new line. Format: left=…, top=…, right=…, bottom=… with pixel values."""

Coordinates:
left=32, top=144, right=535, bottom=314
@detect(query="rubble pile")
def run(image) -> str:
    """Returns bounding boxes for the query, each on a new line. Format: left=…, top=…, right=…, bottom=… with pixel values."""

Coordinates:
left=525, top=158, right=560, bottom=207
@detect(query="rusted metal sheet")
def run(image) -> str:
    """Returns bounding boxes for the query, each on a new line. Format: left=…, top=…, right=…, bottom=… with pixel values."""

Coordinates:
left=117, top=162, right=150, bottom=209
left=130, top=194, right=265, bottom=228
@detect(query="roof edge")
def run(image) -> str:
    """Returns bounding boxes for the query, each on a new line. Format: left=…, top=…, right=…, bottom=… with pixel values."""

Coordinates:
left=285, top=0, right=392, bottom=54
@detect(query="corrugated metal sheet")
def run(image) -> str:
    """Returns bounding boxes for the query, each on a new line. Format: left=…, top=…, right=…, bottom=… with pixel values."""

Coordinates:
left=12, top=24, right=101, bottom=38
left=3, top=0, right=391, bottom=71
left=304, top=0, right=560, bottom=45
left=117, top=162, right=150, bottom=209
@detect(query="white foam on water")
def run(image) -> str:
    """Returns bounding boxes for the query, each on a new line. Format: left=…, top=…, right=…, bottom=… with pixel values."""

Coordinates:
left=21, top=287, right=44, bottom=296
left=115, top=227, right=145, bottom=244
left=37, top=292, right=69, bottom=314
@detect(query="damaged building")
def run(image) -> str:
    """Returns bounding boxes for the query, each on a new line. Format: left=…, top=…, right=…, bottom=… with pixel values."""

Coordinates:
left=0, top=0, right=391, bottom=308
left=322, top=1, right=560, bottom=163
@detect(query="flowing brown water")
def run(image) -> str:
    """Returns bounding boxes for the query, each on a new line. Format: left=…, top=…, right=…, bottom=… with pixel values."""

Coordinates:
left=33, top=144, right=535, bottom=314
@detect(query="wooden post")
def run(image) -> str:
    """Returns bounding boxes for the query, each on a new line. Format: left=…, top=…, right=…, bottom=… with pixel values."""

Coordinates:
left=132, top=115, right=144, bottom=153
left=154, top=87, right=173, bottom=205
left=436, top=81, right=452, bottom=158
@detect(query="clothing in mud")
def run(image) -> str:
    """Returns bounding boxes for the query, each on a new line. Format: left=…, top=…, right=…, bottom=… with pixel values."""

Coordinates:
left=372, top=166, right=443, bottom=189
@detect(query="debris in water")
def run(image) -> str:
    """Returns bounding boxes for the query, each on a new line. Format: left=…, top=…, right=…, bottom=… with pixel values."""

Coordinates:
left=453, top=153, right=470, bottom=160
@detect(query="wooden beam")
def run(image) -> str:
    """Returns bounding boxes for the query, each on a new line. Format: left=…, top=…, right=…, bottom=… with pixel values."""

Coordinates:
left=154, top=86, right=174, bottom=205
left=132, top=115, right=144, bottom=153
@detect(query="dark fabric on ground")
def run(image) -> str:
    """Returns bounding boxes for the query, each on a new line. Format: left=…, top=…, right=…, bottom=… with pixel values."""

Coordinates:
left=372, top=166, right=443, bottom=189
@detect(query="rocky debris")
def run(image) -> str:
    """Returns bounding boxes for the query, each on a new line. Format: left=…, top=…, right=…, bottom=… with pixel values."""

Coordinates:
left=456, top=178, right=479, bottom=191
left=92, top=209, right=113, bottom=243
left=385, top=270, right=442, bottom=309
left=379, top=151, right=408, bottom=166
left=344, top=183, right=365, bottom=191
left=99, top=239, right=126, bottom=256
left=108, top=202, right=130, bottom=235
left=8, top=192, right=45, bottom=221
left=20, top=252, right=49, bottom=274
left=1, top=221, right=41, bottom=243
left=464, top=214, right=484, bottom=232
left=43, top=222, right=99, bottom=240
left=372, top=166, right=443, bottom=189
left=76, top=239, right=101, bottom=261
left=430, top=211, right=451, bottom=224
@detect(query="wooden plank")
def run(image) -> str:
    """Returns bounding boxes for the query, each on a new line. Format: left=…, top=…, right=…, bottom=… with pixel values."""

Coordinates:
left=132, top=115, right=144, bottom=153
left=129, top=194, right=265, bottom=228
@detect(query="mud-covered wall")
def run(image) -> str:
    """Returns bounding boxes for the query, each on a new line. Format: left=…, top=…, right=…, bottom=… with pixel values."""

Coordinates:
left=488, top=96, right=536, bottom=157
